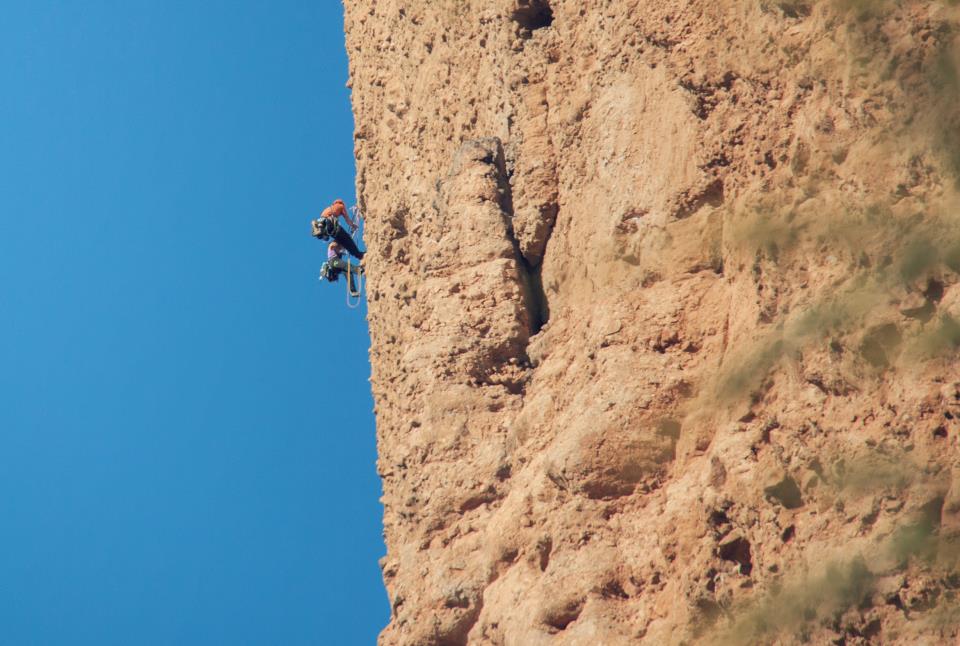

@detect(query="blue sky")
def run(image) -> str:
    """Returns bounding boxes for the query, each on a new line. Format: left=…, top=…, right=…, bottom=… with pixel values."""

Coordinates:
left=0, top=2, right=388, bottom=644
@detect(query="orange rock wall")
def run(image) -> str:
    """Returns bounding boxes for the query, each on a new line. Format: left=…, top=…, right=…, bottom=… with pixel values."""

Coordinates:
left=345, top=1, right=960, bottom=643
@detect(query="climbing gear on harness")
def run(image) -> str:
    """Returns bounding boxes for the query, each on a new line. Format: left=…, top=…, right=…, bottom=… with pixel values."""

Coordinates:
left=319, top=261, right=337, bottom=282
left=311, top=217, right=341, bottom=241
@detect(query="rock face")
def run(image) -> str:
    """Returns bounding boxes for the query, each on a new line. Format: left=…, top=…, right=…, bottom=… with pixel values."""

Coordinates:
left=344, top=1, right=960, bottom=643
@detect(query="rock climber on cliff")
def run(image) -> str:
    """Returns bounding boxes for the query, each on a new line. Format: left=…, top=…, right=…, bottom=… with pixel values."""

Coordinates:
left=320, top=240, right=364, bottom=287
left=311, top=198, right=365, bottom=261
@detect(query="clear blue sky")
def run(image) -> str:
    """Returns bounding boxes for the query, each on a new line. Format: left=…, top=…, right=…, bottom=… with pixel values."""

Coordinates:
left=0, top=2, right=388, bottom=644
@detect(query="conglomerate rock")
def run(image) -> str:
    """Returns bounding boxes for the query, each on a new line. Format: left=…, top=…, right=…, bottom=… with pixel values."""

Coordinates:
left=344, top=1, right=960, bottom=643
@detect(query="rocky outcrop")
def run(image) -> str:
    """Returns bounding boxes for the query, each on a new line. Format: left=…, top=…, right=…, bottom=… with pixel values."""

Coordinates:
left=345, top=1, right=960, bottom=643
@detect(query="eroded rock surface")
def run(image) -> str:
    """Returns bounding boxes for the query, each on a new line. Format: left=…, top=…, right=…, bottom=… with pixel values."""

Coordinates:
left=345, top=1, right=960, bottom=643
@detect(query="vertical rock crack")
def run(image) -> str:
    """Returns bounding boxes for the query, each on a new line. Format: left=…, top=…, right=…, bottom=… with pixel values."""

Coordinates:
left=491, top=139, right=551, bottom=336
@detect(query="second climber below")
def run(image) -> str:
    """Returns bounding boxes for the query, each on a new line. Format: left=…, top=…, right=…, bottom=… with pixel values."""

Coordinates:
left=321, top=240, right=364, bottom=284
left=311, top=198, right=365, bottom=260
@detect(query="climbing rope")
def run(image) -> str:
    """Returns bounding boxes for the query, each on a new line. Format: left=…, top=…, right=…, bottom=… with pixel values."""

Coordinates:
left=345, top=258, right=364, bottom=308
left=345, top=205, right=365, bottom=309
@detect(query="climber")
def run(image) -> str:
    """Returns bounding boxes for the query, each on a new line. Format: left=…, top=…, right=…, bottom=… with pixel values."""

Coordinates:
left=311, top=198, right=365, bottom=260
left=321, top=241, right=363, bottom=280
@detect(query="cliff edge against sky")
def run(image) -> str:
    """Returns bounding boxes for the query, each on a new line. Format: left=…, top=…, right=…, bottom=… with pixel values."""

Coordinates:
left=345, top=1, right=960, bottom=643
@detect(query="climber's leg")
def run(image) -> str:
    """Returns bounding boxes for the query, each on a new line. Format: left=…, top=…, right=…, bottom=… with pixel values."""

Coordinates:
left=332, top=227, right=365, bottom=260
left=328, top=258, right=349, bottom=278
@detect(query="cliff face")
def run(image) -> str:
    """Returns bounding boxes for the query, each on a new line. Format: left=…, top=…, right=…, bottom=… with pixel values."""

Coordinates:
left=344, top=1, right=960, bottom=643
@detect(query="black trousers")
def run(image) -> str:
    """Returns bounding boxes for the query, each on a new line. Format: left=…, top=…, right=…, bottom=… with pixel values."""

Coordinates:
left=335, top=228, right=364, bottom=260
left=324, top=220, right=364, bottom=260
